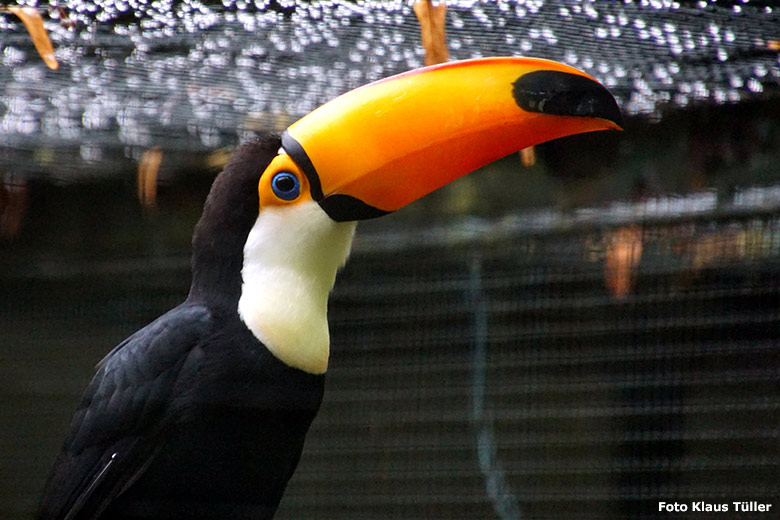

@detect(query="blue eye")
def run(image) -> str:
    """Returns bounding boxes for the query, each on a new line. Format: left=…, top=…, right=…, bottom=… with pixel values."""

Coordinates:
left=271, top=172, right=301, bottom=201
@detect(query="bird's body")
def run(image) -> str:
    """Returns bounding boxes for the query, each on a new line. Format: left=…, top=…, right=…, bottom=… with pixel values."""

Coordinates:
left=42, top=303, right=323, bottom=520
left=39, top=137, right=327, bottom=520
left=102, top=306, right=323, bottom=520
left=38, top=58, right=622, bottom=520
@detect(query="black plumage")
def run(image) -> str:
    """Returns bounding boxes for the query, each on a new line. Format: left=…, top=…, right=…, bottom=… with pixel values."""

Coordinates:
left=38, top=134, right=325, bottom=520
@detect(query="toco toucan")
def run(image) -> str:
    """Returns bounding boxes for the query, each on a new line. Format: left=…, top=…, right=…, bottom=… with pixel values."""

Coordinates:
left=37, top=58, right=622, bottom=519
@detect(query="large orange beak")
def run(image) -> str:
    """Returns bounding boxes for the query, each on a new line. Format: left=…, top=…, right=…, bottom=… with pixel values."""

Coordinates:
left=277, top=57, right=622, bottom=221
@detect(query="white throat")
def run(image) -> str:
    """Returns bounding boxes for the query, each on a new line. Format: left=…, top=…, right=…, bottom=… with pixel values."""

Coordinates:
left=238, top=201, right=357, bottom=375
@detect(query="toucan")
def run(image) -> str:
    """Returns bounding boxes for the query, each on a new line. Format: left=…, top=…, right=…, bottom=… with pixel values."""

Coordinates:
left=37, top=58, right=622, bottom=520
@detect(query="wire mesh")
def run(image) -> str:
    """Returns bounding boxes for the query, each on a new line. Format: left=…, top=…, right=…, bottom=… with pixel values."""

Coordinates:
left=1, top=0, right=779, bottom=179
left=2, top=195, right=778, bottom=519
left=2, top=2, right=779, bottom=517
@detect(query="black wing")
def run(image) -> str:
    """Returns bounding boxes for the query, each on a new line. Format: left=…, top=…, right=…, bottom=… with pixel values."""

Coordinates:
left=37, top=303, right=212, bottom=520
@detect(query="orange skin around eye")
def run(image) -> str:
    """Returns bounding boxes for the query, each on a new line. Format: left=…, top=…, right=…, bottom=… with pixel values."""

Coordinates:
left=257, top=154, right=313, bottom=209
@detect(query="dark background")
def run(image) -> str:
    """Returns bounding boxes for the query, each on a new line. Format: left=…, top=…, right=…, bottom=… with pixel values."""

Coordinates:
left=2, top=101, right=780, bottom=519
left=2, top=1, right=780, bottom=518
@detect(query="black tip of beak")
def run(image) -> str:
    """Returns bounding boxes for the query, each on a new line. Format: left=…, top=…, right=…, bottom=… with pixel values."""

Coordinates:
left=513, top=70, right=623, bottom=128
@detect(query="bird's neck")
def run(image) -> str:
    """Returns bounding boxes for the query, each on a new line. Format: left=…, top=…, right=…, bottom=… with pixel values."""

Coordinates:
left=237, top=202, right=357, bottom=375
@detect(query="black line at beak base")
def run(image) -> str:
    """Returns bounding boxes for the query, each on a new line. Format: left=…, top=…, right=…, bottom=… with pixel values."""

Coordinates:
left=513, top=71, right=623, bottom=127
left=281, top=131, right=325, bottom=201
left=319, top=195, right=390, bottom=222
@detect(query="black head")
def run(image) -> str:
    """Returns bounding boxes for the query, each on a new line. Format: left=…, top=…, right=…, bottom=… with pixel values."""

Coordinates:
left=188, top=133, right=281, bottom=308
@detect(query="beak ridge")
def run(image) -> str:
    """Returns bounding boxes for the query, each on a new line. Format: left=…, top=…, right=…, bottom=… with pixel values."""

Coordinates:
left=281, top=57, right=624, bottom=222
